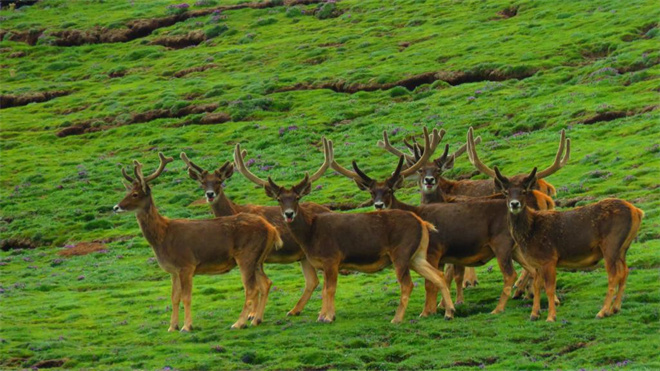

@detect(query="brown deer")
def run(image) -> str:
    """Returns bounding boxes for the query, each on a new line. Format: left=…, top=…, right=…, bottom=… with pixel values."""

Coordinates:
left=465, top=127, right=569, bottom=300
left=234, top=133, right=457, bottom=322
left=331, top=139, right=538, bottom=316
left=179, top=150, right=331, bottom=317
left=473, top=159, right=644, bottom=321
left=113, top=153, right=282, bottom=332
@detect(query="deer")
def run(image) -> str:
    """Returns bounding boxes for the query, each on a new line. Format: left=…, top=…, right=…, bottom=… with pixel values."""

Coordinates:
left=465, top=127, right=569, bottom=300
left=331, top=133, right=541, bottom=316
left=381, top=128, right=566, bottom=299
left=467, top=133, right=644, bottom=322
left=113, top=152, right=282, bottom=332
left=234, top=132, right=457, bottom=323
left=179, top=150, right=331, bottom=317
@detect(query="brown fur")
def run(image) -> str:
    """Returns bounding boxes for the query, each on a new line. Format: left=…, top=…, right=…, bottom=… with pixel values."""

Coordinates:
left=115, top=154, right=281, bottom=332
left=494, top=167, right=643, bottom=322
left=181, top=153, right=331, bottom=316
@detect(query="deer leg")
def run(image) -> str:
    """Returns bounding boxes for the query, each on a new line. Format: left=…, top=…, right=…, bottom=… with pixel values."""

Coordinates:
left=392, top=263, right=414, bottom=324
left=444, top=264, right=455, bottom=289
left=530, top=270, right=542, bottom=321
left=463, top=267, right=478, bottom=288
left=412, top=255, right=454, bottom=320
left=251, top=267, right=272, bottom=326
left=612, top=260, right=629, bottom=314
left=513, top=269, right=530, bottom=299
left=541, top=264, right=557, bottom=322
left=179, top=267, right=195, bottom=332
left=233, top=261, right=258, bottom=329
left=453, top=265, right=465, bottom=305
left=597, top=259, right=619, bottom=319
left=168, top=273, right=182, bottom=332
left=287, top=258, right=319, bottom=316
left=437, top=263, right=448, bottom=310
left=492, top=246, right=517, bottom=314
left=318, top=265, right=338, bottom=323
left=421, top=255, right=441, bottom=317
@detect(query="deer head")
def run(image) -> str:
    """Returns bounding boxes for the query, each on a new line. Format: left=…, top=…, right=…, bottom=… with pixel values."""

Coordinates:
left=114, top=152, right=174, bottom=212
left=334, top=127, right=443, bottom=209
left=466, top=127, right=570, bottom=192
left=378, top=128, right=482, bottom=194
left=180, top=150, right=246, bottom=203
left=234, top=138, right=333, bottom=223
left=493, top=167, right=538, bottom=214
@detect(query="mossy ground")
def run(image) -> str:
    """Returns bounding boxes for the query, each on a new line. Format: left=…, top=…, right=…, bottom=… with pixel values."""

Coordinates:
left=1, top=0, right=659, bottom=369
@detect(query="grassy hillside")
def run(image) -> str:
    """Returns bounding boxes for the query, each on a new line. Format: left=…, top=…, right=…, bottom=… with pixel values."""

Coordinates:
left=1, top=0, right=659, bottom=369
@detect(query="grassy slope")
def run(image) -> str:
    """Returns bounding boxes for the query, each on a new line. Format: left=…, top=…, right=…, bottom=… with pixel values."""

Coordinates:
left=1, top=0, right=659, bottom=369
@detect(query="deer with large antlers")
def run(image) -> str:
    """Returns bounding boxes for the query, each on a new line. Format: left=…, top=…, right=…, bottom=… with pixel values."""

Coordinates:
left=179, top=150, right=330, bottom=317
left=467, top=132, right=644, bottom=321
left=333, top=131, right=539, bottom=315
left=234, top=133, right=456, bottom=322
left=466, top=127, right=569, bottom=299
left=113, top=153, right=282, bottom=332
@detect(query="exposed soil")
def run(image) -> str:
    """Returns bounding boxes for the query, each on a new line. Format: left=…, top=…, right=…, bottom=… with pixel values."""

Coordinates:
left=496, top=6, right=519, bottom=19
left=398, top=35, right=434, bottom=52
left=58, top=242, right=107, bottom=257
left=32, top=359, right=68, bottom=369
left=0, top=0, right=325, bottom=47
left=108, top=70, right=127, bottom=78
left=0, top=90, right=70, bottom=109
left=173, top=64, right=217, bottom=78
left=8, top=51, right=26, bottom=58
left=151, top=30, right=206, bottom=49
left=56, top=103, right=220, bottom=137
left=274, top=68, right=537, bottom=94
left=55, top=104, right=89, bottom=115
left=171, top=111, right=232, bottom=127
left=0, top=237, right=38, bottom=251
left=579, top=105, right=657, bottom=125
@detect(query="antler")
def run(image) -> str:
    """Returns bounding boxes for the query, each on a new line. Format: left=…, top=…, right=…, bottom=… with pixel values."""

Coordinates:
left=377, top=130, right=416, bottom=163
left=180, top=152, right=205, bottom=174
left=308, top=137, right=333, bottom=183
left=121, top=167, right=135, bottom=183
left=137, top=152, right=174, bottom=183
left=235, top=138, right=332, bottom=186
left=466, top=127, right=497, bottom=178
left=400, top=127, right=442, bottom=177
left=452, top=135, right=482, bottom=159
left=233, top=143, right=269, bottom=186
left=536, top=130, right=570, bottom=179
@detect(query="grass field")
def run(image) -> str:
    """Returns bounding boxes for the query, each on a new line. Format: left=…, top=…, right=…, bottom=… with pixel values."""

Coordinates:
left=1, top=0, right=659, bottom=369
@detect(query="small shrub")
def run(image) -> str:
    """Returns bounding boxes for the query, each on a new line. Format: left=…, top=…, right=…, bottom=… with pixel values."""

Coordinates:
left=205, top=24, right=228, bottom=39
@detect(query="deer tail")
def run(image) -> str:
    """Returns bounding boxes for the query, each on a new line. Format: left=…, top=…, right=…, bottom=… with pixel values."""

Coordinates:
left=621, top=204, right=644, bottom=257
left=266, top=222, right=283, bottom=251
left=537, top=179, right=557, bottom=197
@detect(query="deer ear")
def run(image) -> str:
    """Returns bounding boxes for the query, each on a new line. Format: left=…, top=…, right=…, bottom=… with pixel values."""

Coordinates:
left=187, top=168, right=201, bottom=181
left=493, top=166, right=509, bottom=192
left=122, top=181, right=132, bottom=191
left=264, top=184, right=279, bottom=199
left=391, top=175, right=404, bottom=190
left=298, top=181, right=312, bottom=196
left=354, top=179, right=370, bottom=191
left=523, top=167, right=538, bottom=191
left=441, top=155, right=455, bottom=171
left=216, top=163, right=234, bottom=179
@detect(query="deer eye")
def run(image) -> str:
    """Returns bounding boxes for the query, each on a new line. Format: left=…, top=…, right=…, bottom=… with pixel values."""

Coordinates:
left=132, top=193, right=139, bottom=198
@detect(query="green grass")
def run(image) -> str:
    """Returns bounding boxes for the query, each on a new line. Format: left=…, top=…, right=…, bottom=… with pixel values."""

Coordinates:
left=1, top=0, right=659, bottom=369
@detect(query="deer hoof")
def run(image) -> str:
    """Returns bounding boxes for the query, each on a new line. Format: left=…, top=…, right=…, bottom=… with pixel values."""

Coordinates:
left=286, top=310, right=301, bottom=317
left=444, top=314, right=454, bottom=321
left=251, top=318, right=262, bottom=326
left=490, top=309, right=503, bottom=315
left=230, top=323, right=247, bottom=330
left=455, top=300, right=464, bottom=306
left=247, top=313, right=255, bottom=321
left=546, top=317, right=556, bottom=323
left=180, top=326, right=192, bottom=333
left=530, top=314, right=539, bottom=321
left=391, top=318, right=402, bottom=324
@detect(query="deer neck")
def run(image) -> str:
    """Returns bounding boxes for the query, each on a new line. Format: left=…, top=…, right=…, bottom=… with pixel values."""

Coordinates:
left=390, top=196, right=421, bottom=214
left=210, top=192, right=239, bottom=217
left=136, top=195, right=169, bottom=249
left=507, top=207, right=534, bottom=251
left=283, top=207, right=314, bottom=248
left=421, top=187, right=449, bottom=204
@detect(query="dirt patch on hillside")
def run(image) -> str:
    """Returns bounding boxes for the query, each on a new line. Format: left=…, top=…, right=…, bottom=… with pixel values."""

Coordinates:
left=173, top=64, right=217, bottom=78
left=578, top=105, right=657, bottom=125
left=496, top=6, right=518, bottom=19
left=0, top=237, right=38, bottom=251
left=0, top=90, right=70, bottom=109
left=152, top=30, right=206, bottom=49
left=58, top=242, right=107, bottom=257
left=32, top=359, right=68, bottom=369
left=171, top=111, right=232, bottom=127
left=56, top=103, right=220, bottom=137
left=274, top=68, right=537, bottom=94
left=452, top=357, right=498, bottom=367
left=0, top=0, right=325, bottom=47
